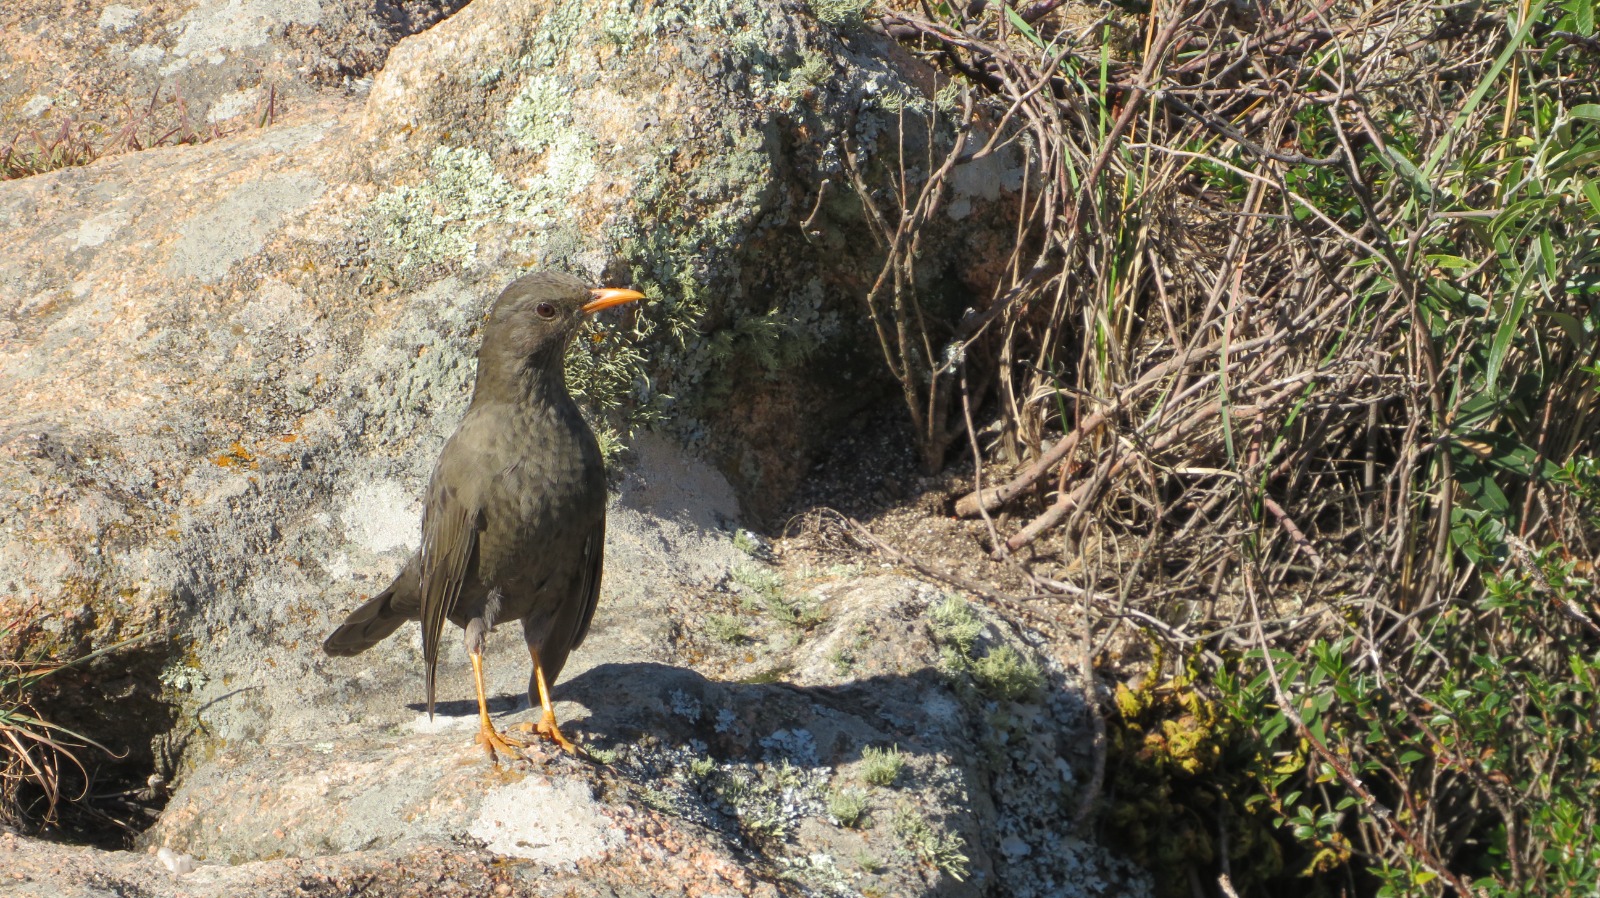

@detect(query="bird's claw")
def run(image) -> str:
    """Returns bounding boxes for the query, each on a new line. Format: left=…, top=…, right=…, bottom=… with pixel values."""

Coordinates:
left=510, top=714, right=581, bottom=755
left=476, top=725, right=529, bottom=765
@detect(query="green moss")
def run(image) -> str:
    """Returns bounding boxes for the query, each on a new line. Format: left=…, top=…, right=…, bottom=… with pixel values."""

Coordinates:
left=1105, top=670, right=1286, bottom=897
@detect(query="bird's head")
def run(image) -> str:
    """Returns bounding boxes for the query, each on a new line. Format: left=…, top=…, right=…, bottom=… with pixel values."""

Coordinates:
left=473, top=270, right=645, bottom=401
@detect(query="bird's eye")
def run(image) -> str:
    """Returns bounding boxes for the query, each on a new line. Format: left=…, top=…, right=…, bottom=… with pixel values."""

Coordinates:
left=535, top=302, right=557, bottom=320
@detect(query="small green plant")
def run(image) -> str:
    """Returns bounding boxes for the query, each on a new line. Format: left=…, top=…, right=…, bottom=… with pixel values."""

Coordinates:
left=809, top=0, right=873, bottom=28
left=827, top=786, right=871, bottom=828
left=1, top=122, right=96, bottom=179
left=829, top=625, right=874, bottom=674
left=856, top=852, right=885, bottom=874
left=859, top=744, right=905, bottom=787
left=891, top=805, right=970, bottom=881
left=688, top=755, right=717, bottom=779
left=731, top=562, right=785, bottom=596
left=760, top=592, right=826, bottom=631
left=706, top=613, right=752, bottom=645
left=970, top=644, right=1045, bottom=702
left=928, top=595, right=1044, bottom=701
left=731, top=528, right=770, bottom=558
left=927, top=595, right=984, bottom=655
left=733, top=564, right=827, bottom=632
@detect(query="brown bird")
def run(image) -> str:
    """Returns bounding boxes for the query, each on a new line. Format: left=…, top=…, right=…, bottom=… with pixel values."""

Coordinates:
left=323, top=270, right=644, bottom=761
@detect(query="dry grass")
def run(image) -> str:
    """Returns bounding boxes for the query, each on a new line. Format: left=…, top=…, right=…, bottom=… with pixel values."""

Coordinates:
left=2, top=83, right=277, bottom=180
left=847, top=0, right=1600, bottom=891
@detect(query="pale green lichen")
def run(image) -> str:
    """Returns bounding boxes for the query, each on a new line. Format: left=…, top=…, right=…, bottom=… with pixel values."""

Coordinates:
left=809, top=0, right=873, bottom=28
left=526, top=0, right=589, bottom=68
left=159, top=660, right=208, bottom=693
left=502, top=71, right=599, bottom=207
left=934, top=80, right=964, bottom=113
left=877, top=89, right=932, bottom=116
left=366, top=146, right=532, bottom=273
left=504, top=74, right=574, bottom=155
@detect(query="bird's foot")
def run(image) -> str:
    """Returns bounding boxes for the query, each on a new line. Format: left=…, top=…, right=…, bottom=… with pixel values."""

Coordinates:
left=476, top=723, right=528, bottom=765
left=511, top=712, right=580, bottom=755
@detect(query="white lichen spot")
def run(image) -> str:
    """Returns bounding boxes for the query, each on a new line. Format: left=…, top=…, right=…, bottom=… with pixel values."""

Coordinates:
left=760, top=728, right=820, bottom=767
left=98, top=4, right=140, bottom=31
left=159, top=660, right=209, bottom=693
left=668, top=689, right=702, bottom=719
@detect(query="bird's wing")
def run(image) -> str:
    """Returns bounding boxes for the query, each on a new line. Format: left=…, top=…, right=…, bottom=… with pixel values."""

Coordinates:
left=568, top=511, right=605, bottom=650
left=419, top=467, right=481, bottom=717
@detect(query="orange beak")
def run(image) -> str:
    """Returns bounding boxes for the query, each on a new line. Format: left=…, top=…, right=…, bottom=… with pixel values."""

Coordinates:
left=583, top=287, right=646, bottom=314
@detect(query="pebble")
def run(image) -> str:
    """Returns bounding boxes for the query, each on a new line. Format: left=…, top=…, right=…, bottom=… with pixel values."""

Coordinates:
left=156, top=846, right=196, bottom=875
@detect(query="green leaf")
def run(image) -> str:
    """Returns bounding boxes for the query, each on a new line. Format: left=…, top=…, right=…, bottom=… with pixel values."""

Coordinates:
left=1425, top=0, right=1550, bottom=176
left=1004, top=5, right=1046, bottom=49
left=1486, top=248, right=1539, bottom=391
left=1535, top=309, right=1588, bottom=347
left=1384, top=146, right=1434, bottom=201
left=1572, top=103, right=1600, bottom=122
left=1566, top=0, right=1595, bottom=35
left=1582, top=179, right=1600, bottom=217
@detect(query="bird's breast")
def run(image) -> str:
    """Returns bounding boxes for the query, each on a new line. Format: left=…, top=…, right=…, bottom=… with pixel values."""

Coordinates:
left=471, top=401, right=604, bottom=587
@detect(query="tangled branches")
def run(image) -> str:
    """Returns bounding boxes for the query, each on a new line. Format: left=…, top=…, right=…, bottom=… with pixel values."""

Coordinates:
left=855, top=0, right=1600, bottom=892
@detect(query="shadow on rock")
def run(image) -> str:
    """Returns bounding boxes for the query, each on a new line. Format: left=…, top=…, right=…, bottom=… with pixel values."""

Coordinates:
left=559, top=661, right=969, bottom=770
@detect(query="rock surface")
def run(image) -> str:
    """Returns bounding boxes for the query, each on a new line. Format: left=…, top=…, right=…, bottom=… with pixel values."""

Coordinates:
left=0, top=0, right=468, bottom=139
left=0, top=0, right=1138, bottom=895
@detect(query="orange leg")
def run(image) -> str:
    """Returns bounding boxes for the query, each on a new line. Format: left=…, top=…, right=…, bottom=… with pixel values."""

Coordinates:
left=518, top=647, right=578, bottom=754
left=470, top=650, right=525, bottom=764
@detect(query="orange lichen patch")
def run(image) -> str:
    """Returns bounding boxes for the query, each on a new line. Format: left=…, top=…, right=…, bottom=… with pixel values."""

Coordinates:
left=277, top=433, right=298, bottom=443
left=213, top=442, right=259, bottom=470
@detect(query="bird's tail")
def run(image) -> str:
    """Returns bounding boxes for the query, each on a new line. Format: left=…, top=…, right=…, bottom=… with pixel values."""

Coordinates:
left=322, top=591, right=407, bottom=655
left=322, top=562, right=420, bottom=656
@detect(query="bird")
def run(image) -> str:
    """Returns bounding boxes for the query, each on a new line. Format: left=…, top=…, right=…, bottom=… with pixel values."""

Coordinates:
left=323, top=270, right=644, bottom=762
